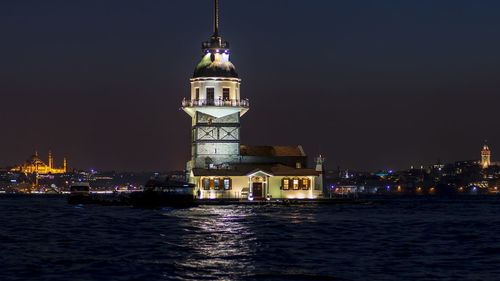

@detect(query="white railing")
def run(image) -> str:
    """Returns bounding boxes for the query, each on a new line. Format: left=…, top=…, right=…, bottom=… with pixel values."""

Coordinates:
left=182, top=99, right=249, bottom=108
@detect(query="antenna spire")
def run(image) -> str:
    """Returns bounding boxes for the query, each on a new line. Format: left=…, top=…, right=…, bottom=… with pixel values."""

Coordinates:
left=214, top=0, right=219, bottom=36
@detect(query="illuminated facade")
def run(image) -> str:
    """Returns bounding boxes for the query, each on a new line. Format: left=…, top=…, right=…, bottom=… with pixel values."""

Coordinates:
left=481, top=143, right=491, bottom=169
left=11, top=151, right=67, bottom=175
left=181, top=1, right=323, bottom=200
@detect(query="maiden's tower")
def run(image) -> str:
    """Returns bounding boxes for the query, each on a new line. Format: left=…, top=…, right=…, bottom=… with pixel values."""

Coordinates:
left=181, top=0, right=324, bottom=200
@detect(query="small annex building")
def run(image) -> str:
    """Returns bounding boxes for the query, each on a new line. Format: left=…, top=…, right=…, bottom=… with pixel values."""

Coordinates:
left=191, top=145, right=323, bottom=200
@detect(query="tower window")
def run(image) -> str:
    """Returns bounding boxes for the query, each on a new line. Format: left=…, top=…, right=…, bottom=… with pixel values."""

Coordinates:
left=207, top=88, right=215, bottom=105
left=223, top=88, right=230, bottom=101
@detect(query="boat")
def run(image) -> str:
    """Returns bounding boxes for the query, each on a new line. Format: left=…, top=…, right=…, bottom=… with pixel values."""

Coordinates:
left=129, top=177, right=196, bottom=208
left=67, top=182, right=92, bottom=205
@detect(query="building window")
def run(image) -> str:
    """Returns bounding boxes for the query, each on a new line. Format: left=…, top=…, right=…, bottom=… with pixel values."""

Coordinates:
left=293, top=179, right=300, bottom=190
left=302, top=178, right=310, bottom=190
left=195, top=88, right=200, bottom=100
left=224, top=178, right=232, bottom=190
left=207, top=88, right=215, bottom=104
left=282, top=178, right=290, bottom=190
left=214, top=178, right=220, bottom=190
left=203, top=178, right=210, bottom=190
left=223, top=88, right=230, bottom=101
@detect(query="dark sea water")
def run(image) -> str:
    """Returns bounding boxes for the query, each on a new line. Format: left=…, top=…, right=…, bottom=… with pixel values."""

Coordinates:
left=1, top=196, right=499, bottom=281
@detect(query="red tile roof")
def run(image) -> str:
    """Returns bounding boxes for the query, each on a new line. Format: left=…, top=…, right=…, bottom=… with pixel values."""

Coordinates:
left=240, top=145, right=305, bottom=157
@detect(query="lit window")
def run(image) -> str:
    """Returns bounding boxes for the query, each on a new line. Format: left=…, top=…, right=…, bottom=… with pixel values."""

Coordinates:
left=283, top=178, right=290, bottom=190
left=203, top=178, right=210, bottom=190
left=293, top=179, right=299, bottom=190
left=224, top=178, right=232, bottom=190
left=302, top=178, right=310, bottom=190
left=214, top=178, right=220, bottom=190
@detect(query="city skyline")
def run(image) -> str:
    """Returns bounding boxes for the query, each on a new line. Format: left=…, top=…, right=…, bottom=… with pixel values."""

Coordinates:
left=1, top=0, right=499, bottom=171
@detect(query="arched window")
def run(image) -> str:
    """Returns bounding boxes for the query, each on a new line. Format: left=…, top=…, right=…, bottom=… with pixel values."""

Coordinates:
left=214, top=178, right=221, bottom=190
left=293, top=178, right=300, bottom=190
left=282, top=178, right=290, bottom=190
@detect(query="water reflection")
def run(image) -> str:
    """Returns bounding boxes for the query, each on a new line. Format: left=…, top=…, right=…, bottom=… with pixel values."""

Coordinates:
left=170, top=206, right=257, bottom=280
left=4, top=198, right=497, bottom=281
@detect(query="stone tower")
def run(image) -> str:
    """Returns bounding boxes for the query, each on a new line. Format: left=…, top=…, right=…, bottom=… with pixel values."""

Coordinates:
left=182, top=0, right=249, bottom=175
left=481, top=142, right=491, bottom=169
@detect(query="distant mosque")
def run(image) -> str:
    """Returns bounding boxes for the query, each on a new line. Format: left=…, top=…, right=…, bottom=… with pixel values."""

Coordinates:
left=181, top=0, right=324, bottom=200
left=11, top=150, right=67, bottom=175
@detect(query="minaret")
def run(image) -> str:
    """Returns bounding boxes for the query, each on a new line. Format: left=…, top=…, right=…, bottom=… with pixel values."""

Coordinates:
left=182, top=0, right=249, bottom=176
left=63, top=157, right=67, bottom=173
left=48, top=150, right=53, bottom=169
left=481, top=142, right=491, bottom=169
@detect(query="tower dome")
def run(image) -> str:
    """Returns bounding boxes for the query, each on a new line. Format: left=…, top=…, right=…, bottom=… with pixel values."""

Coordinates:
left=193, top=0, right=238, bottom=78
left=193, top=50, right=238, bottom=78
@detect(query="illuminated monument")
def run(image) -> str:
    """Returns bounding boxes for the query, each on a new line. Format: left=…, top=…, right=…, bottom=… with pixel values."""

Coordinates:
left=182, top=0, right=248, bottom=170
left=181, top=0, right=323, bottom=200
left=11, top=150, right=67, bottom=175
left=481, top=142, right=491, bottom=169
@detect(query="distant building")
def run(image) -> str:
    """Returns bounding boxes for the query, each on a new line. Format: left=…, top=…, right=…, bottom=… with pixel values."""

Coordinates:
left=481, top=143, right=491, bottom=169
left=11, top=150, right=67, bottom=175
left=180, top=1, right=323, bottom=200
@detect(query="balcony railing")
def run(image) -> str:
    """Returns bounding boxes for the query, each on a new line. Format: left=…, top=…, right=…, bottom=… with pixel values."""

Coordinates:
left=182, top=99, right=249, bottom=108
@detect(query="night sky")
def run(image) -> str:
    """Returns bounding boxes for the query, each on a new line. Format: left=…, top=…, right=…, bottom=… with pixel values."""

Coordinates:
left=1, top=0, right=499, bottom=172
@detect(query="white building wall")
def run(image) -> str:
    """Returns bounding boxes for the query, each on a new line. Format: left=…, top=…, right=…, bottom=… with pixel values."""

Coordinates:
left=194, top=175, right=322, bottom=200
left=191, top=79, right=240, bottom=101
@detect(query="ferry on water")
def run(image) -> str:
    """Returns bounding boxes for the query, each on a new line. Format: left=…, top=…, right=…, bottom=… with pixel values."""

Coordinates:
left=130, top=177, right=196, bottom=208
left=66, top=177, right=196, bottom=208
left=67, top=182, right=91, bottom=204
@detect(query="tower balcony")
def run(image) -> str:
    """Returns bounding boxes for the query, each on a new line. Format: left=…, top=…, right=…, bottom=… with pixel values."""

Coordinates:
left=182, top=98, right=249, bottom=108
left=182, top=98, right=250, bottom=118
